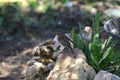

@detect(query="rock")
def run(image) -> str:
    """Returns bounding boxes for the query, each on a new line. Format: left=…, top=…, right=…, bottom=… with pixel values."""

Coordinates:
left=26, top=59, right=55, bottom=80
left=104, top=17, right=120, bottom=38
left=47, top=48, right=96, bottom=80
left=104, top=9, right=120, bottom=17
left=26, top=39, right=59, bottom=80
left=64, top=1, right=77, bottom=8
left=26, top=62, right=45, bottom=80
left=5, top=36, right=13, bottom=41
left=81, top=26, right=92, bottom=41
left=103, top=17, right=120, bottom=51
left=94, top=70, right=120, bottom=80
left=99, top=29, right=109, bottom=42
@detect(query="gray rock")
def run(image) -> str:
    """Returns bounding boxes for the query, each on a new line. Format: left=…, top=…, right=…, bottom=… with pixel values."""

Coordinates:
left=26, top=62, right=45, bottom=80
left=105, top=9, right=120, bottom=17
left=94, top=70, right=120, bottom=80
left=104, top=17, right=120, bottom=38
left=5, top=36, right=13, bottom=41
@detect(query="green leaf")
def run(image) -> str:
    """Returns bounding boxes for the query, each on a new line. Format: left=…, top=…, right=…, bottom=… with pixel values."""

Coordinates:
left=99, top=47, right=112, bottom=64
left=89, top=43, right=99, bottom=66
left=92, top=33, right=99, bottom=44
left=70, top=29, right=77, bottom=47
left=102, top=37, right=112, bottom=50
left=76, top=35, right=81, bottom=49
left=61, top=0, right=67, bottom=3
left=110, top=52, right=120, bottom=62
left=91, top=12, right=100, bottom=40
left=0, top=17, right=3, bottom=27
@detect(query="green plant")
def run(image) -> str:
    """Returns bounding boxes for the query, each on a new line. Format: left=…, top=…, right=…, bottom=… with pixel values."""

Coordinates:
left=0, top=2, right=23, bottom=29
left=28, top=0, right=60, bottom=12
left=55, top=0, right=67, bottom=3
left=89, top=34, right=120, bottom=72
left=71, top=27, right=90, bottom=63
left=0, top=16, right=3, bottom=28
left=28, top=0, right=39, bottom=9
left=70, top=13, right=120, bottom=76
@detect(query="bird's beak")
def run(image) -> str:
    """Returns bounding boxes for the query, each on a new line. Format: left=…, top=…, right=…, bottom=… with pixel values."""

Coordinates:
left=52, top=41, right=55, bottom=44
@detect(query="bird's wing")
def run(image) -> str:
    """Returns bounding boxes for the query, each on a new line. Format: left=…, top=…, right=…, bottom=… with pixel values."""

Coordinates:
left=64, top=35, right=73, bottom=43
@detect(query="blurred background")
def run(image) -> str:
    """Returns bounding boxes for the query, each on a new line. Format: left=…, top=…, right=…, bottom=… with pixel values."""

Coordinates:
left=0, top=0, right=120, bottom=80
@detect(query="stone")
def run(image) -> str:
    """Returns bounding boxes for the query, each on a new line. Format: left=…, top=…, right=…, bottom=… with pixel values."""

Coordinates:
left=26, top=62, right=45, bottom=80
left=81, top=26, right=92, bottom=41
left=104, top=17, right=120, bottom=37
left=104, top=9, right=120, bottom=17
left=47, top=48, right=96, bottom=80
left=94, top=70, right=120, bottom=80
left=26, top=39, right=58, bottom=80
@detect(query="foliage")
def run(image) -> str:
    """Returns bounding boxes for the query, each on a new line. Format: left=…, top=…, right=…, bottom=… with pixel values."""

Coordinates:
left=89, top=34, right=120, bottom=74
left=0, top=2, right=22, bottom=28
left=28, top=0, right=67, bottom=12
left=71, top=13, right=120, bottom=76
left=0, top=0, right=68, bottom=29
left=71, top=26, right=90, bottom=63
left=55, top=0, right=67, bottom=3
left=0, top=16, right=3, bottom=28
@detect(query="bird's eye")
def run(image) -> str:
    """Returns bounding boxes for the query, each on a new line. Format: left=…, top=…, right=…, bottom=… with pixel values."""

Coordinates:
left=56, top=45, right=61, bottom=50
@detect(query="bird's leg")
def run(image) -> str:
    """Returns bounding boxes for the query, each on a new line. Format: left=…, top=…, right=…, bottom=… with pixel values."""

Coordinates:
left=63, top=47, right=68, bottom=52
left=63, top=47, right=75, bottom=57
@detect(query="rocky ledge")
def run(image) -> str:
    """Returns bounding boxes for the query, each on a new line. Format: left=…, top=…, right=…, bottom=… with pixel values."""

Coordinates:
left=25, top=39, right=96, bottom=80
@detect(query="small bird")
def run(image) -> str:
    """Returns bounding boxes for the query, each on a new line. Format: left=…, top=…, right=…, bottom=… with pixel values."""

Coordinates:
left=54, top=32, right=75, bottom=55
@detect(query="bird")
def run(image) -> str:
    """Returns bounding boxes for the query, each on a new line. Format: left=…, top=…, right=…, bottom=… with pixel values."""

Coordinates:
left=54, top=32, right=75, bottom=55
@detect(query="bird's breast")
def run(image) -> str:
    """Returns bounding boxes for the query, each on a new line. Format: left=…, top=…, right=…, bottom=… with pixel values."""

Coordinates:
left=54, top=36, right=59, bottom=43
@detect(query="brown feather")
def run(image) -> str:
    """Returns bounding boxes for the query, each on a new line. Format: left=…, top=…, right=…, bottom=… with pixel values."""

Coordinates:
left=56, top=32, right=74, bottom=54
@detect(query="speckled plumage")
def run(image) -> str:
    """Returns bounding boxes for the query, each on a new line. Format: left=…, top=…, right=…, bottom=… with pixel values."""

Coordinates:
left=54, top=32, right=74, bottom=54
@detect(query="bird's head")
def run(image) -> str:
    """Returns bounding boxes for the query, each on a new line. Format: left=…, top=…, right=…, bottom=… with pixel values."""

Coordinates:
left=56, top=32, right=61, bottom=37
